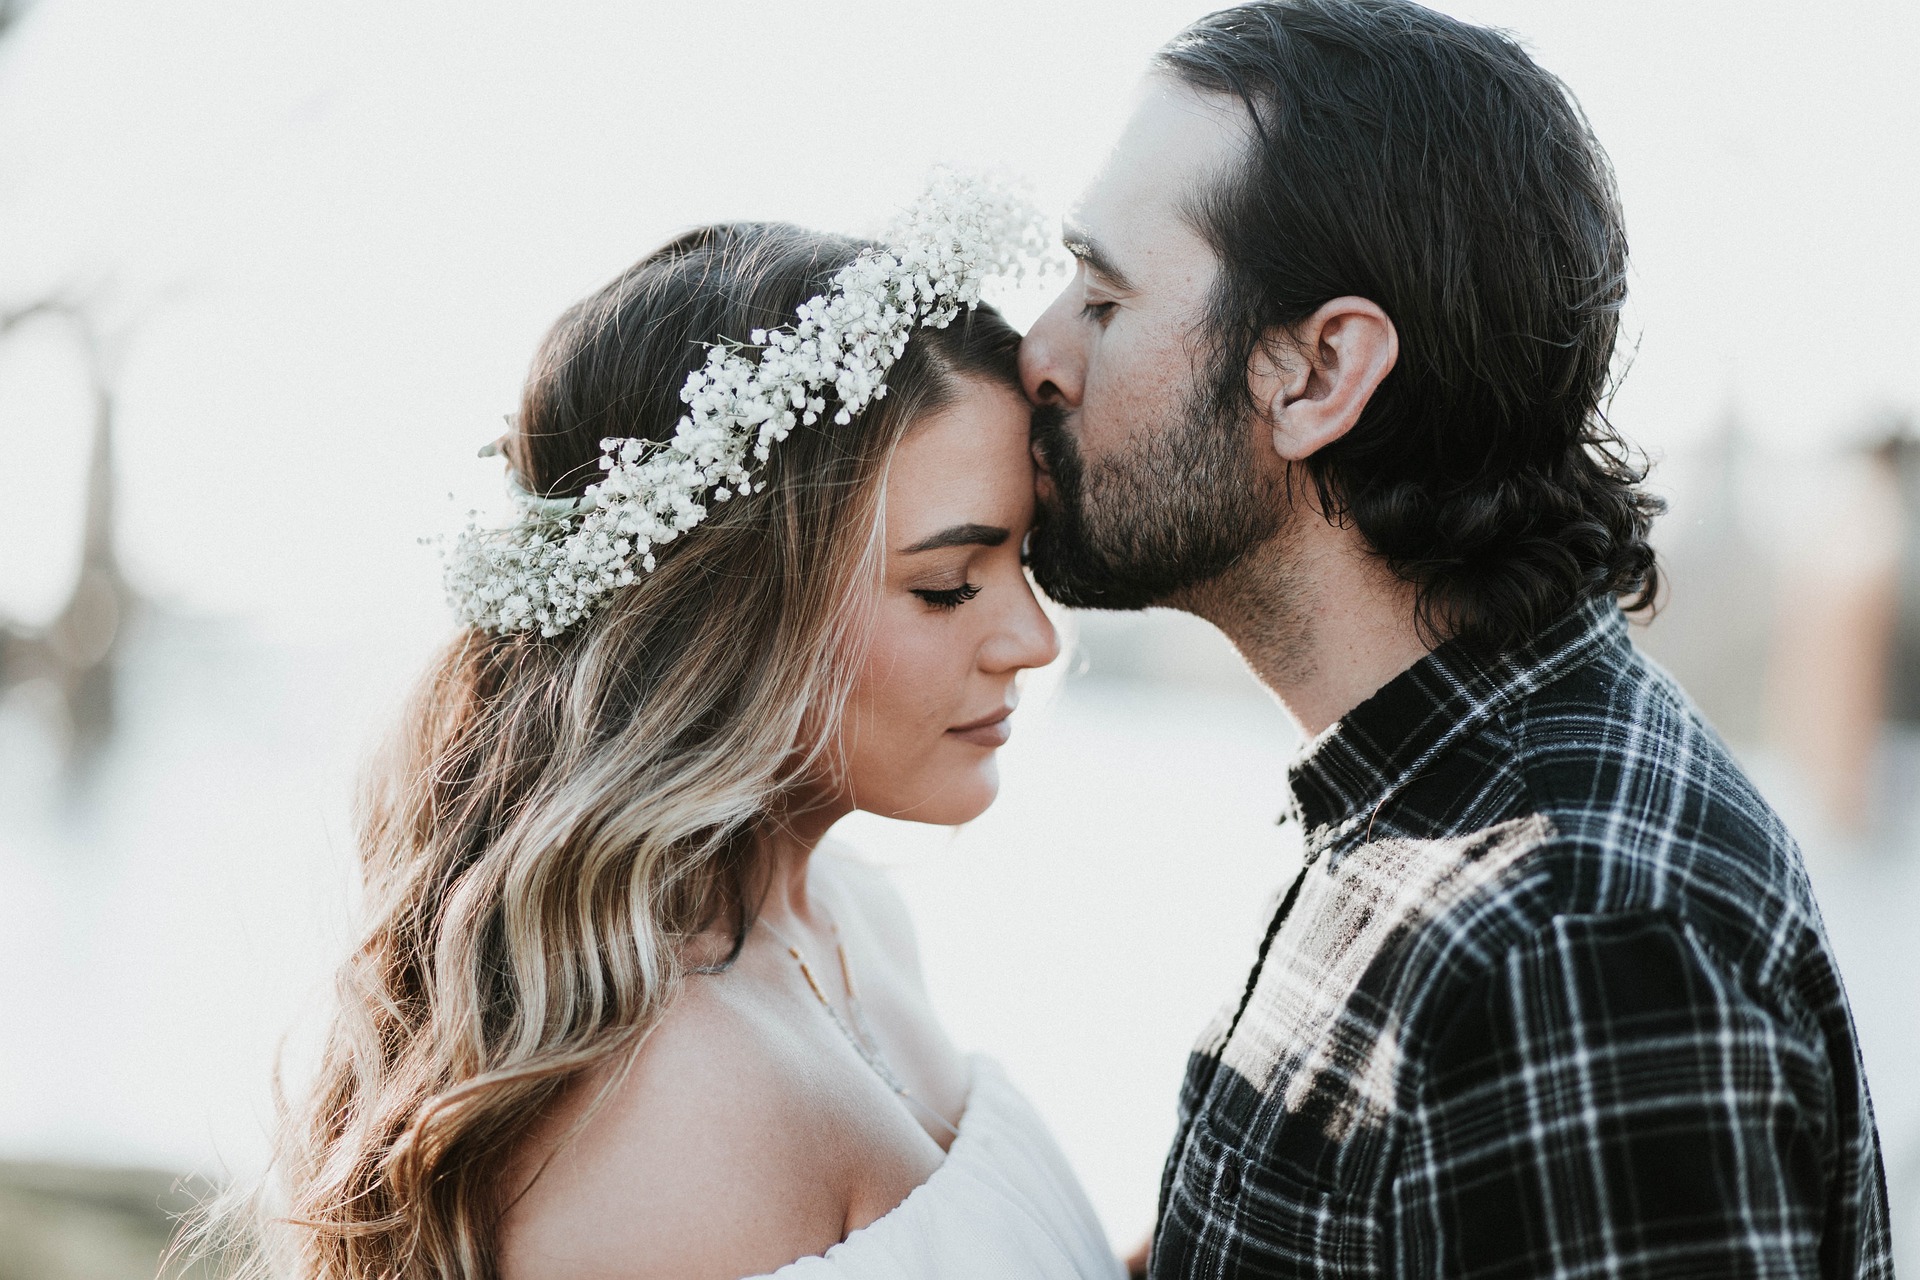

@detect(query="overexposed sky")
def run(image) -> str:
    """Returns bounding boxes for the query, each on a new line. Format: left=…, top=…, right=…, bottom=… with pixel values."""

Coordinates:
left=1, top=0, right=1916, bottom=630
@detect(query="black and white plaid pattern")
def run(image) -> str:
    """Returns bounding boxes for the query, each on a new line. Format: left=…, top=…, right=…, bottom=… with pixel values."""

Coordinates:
left=1151, top=598, right=1893, bottom=1279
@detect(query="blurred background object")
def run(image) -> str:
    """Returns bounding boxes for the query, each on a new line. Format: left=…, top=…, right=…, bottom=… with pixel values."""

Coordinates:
left=1761, top=425, right=1903, bottom=832
left=1, top=1, right=1916, bottom=1276
left=0, top=1163, right=209, bottom=1280
left=0, top=302, right=131, bottom=779
left=1637, top=412, right=1920, bottom=837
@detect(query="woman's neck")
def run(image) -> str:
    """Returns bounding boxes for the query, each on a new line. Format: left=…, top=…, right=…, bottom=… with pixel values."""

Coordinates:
left=755, top=794, right=852, bottom=928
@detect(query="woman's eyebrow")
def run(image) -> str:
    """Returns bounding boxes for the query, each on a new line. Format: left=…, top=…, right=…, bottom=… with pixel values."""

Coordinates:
left=900, top=523, right=1010, bottom=554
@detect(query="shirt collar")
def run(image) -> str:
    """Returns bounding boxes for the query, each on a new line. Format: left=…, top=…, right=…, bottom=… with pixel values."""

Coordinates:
left=1285, top=595, right=1629, bottom=858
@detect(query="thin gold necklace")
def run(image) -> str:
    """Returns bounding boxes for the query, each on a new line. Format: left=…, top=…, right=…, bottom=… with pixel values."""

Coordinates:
left=760, top=912, right=960, bottom=1141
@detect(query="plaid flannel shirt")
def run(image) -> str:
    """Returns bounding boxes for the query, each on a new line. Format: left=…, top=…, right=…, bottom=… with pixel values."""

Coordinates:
left=1151, top=597, right=1893, bottom=1279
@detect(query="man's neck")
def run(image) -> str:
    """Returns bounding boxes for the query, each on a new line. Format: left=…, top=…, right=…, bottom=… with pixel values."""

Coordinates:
left=1173, top=515, right=1432, bottom=738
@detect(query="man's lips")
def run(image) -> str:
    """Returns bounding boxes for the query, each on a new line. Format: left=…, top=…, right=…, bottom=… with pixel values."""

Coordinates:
left=1031, top=440, right=1057, bottom=503
left=947, top=705, right=1014, bottom=748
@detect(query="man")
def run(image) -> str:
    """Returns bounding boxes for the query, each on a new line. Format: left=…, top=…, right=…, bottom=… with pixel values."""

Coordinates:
left=1020, top=2, right=1893, bottom=1276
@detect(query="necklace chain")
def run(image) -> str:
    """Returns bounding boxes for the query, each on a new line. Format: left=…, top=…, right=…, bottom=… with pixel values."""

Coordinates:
left=760, top=912, right=959, bottom=1141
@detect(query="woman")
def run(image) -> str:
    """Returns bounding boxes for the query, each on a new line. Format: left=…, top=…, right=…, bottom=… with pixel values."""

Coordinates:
left=266, top=182, right=1124, bottom=1279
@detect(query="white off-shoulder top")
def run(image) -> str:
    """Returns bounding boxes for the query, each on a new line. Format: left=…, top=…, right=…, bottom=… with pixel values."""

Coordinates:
left=751, top=1056, right=1125, bottom=1280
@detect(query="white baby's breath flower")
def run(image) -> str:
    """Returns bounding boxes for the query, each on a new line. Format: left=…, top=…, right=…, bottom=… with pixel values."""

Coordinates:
left=444, top=169, right=1047, bottom=638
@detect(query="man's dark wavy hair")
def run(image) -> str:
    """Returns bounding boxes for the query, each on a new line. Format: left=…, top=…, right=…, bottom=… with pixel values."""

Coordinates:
left=1158, top=0, right=1661, bottom=649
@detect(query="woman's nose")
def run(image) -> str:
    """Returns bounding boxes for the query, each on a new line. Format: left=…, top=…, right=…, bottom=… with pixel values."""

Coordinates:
left=1019, top=289, right=1086, bottom=410
left=984, top=581, right=1061, bottom=675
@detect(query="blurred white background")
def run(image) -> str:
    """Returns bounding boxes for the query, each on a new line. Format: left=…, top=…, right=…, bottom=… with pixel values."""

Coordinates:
left=1, top=0, right=1917, bottom=1273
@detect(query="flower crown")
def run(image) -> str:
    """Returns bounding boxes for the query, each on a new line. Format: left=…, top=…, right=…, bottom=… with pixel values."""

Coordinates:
left=444, top=171, right=1046, bottom=638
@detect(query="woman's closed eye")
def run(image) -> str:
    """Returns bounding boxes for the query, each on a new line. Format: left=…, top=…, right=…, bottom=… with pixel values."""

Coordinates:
left=912, top=582, right=982, bottom=611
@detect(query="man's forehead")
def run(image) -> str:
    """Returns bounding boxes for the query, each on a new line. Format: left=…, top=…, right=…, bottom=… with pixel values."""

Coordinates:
left=1070, top=75, right=1248, bottom=262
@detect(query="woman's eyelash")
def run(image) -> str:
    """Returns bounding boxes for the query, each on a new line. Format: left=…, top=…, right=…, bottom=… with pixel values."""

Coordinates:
left=1081, top=300, right=1116, bottom=322
left=912, top=582, right=982, bottom=611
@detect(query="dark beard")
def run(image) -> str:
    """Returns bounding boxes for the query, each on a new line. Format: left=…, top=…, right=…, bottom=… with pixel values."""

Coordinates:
left=1026, top=391, right=1284, bottom=611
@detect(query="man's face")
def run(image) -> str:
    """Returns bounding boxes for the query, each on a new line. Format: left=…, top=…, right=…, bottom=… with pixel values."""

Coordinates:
left=1020, top=76, right=1284, bottom=609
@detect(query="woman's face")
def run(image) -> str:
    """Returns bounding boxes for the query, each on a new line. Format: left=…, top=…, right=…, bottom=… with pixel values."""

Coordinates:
left=832, top=375, right=1061, bottom=825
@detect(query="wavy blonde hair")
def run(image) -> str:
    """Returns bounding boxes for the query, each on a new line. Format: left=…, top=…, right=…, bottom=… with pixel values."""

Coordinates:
left=197, top=223, right=1023, bottom=1279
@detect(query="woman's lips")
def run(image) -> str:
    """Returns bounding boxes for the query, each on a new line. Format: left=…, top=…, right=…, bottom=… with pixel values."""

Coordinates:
left=947, top=706, right=1013, bottom=748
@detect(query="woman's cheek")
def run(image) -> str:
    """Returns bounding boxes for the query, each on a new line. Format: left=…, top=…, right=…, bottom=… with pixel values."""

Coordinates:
left=887, top=612, right=955, bottom=742
left=843, top=601, right=998, bottom=823
left=857, top=606, right=943, bottom=771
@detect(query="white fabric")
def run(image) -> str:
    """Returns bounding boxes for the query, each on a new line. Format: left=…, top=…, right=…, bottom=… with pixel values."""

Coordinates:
left=752, top=1056, right=1125, bottom=1280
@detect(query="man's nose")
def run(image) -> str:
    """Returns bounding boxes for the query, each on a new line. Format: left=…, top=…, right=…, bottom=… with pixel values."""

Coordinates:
left=1019, top=289, right=1085, bottom=409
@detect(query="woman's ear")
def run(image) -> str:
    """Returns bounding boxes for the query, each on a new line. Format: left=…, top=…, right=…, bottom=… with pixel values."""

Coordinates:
left=1247, top=297, right=1398, bottom=461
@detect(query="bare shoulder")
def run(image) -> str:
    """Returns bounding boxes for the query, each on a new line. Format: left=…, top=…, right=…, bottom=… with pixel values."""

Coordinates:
left=815, top=844, right=925, bottom=981
left=498, top=977, right=857, bottom=1280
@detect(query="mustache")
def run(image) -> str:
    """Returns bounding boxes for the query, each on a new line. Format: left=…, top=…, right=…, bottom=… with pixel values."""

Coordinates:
left=1028, top=401, right=1072, bottom=472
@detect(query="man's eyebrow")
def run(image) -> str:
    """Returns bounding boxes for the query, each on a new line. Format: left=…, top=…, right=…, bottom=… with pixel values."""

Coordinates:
left=900, top=523, right=1010, bottom=554
left=1061, top=222, right=1137, bottom=293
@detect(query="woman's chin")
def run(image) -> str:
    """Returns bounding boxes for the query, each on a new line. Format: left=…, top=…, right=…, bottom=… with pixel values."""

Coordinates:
left=937, top=759, right=1001, bottom=824
left=865, top=761, right=1000, bottom=827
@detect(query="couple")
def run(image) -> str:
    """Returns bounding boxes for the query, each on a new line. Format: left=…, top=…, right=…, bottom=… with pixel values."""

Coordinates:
left=272, top=2, right=1893, bottom=1278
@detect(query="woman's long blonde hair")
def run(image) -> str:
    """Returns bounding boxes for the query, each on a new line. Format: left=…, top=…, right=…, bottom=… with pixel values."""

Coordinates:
left=212, top=223, right=1022, bottom=1279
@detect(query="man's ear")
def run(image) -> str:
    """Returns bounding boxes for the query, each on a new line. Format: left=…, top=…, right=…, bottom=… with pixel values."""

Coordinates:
left=1247, top=297, right=1398, bottom=461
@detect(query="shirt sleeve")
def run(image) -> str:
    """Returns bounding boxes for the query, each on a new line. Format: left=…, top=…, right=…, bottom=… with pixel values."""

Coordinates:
left=1394, top=910, right=1834, bottom=1279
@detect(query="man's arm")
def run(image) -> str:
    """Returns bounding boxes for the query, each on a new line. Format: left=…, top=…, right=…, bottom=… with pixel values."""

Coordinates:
left=1396, top=911, right=1832, bottom=1278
